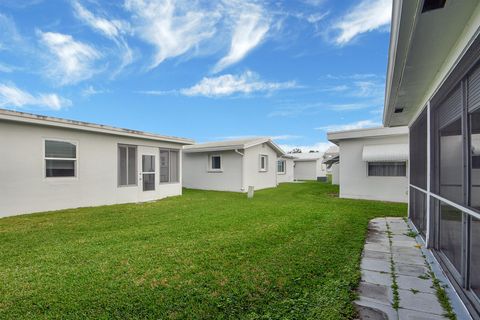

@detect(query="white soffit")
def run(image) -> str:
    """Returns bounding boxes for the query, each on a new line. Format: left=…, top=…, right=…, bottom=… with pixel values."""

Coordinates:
left=362, top=144, right=409, bottom=162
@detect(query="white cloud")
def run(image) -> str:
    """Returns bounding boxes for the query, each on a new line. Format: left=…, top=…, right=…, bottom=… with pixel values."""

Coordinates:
left=81, top=85, right=108, bottom=97
left=37, top=30, right=101, bottom=85
left=0, top=63, right=15, bottom=73
left=125, top=0, right=219, bottom=70
left=73, top=1, right=133, bottom=72
left=73, top=1, right=130, bottom=39
left=0, top=83, right=71, bottom=110
left=332, top=0, right=392, bottom=45
left=315, top=119, right=381, bottom=132
left=180, top=71, right=297, bottom=97
left=213, top=2, right=269, bottom=73
left=279, top=141, right=333, bottom=153
left=329, top=103, right=370, bottom=111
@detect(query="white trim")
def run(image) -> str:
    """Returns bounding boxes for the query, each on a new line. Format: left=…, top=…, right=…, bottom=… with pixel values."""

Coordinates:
left=43, top=138, right=78, bottom=180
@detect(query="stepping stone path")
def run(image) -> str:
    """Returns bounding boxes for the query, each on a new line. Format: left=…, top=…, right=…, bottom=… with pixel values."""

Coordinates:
left=355, top=217, right=453, bottom=319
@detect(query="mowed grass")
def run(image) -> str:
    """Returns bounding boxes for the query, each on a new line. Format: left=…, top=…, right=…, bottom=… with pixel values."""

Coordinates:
left=0, top=182, right=406, bottom=319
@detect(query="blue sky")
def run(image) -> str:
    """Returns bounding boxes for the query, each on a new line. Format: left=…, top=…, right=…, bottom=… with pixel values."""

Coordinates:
left=0, top=0, right=392, bottom=151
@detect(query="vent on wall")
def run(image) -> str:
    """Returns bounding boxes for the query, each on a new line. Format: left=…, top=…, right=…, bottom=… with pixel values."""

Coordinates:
left=422, top=0, right=447, bottom=13
left=394, top=107, right=404, bottom=114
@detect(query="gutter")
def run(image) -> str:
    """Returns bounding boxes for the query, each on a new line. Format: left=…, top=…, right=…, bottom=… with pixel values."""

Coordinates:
left=234, top=149, right=246, bottom=192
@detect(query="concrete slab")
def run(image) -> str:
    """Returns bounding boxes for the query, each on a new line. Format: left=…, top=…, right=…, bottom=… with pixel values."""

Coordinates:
left=355, top=297, right=398, bottom=320
left=392, top=254, right=426, bottom=266
left=396, top=274, right=435, bottom=294
left=361, top=258, right=391, bottom=273
left=361, top=270, right=392, bottom=286
left=357, top=282, right=394, bottom=306
left=395, top=263, right=429, bottom=277
left=363, top=250, right=390, bottom=261
left=398, top=289, right=444, bottom=315
left=365, top=243, right=391, bottom=253
left=397, top=308, right=448, bottom=319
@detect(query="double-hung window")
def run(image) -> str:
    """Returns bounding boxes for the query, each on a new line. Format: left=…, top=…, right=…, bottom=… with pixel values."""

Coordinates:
left=118, top=145, right=137, bottom=186
left=44, top=140, right=77, bottom=178
left=159, top=149, right=180, bottom=183
left=277, top=159, right=286, bottom=174
left=260, top=155, right=268, bottom=172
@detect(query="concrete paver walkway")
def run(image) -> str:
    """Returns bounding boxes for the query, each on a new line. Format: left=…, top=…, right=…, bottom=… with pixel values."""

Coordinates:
left=355, top=217, right=451, bottom=319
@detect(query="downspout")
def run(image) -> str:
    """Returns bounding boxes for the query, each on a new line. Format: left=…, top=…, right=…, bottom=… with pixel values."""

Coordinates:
left=234, top=149, right=245, bottom=192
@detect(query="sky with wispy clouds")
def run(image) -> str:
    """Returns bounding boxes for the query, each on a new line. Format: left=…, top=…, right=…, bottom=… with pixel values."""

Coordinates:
left=0, top=0, right=392, bottom=152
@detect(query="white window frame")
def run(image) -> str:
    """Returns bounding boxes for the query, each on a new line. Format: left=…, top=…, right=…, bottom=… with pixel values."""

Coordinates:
left=259, top=154, right=268, bottom=172
left=118, top=144, right=137, bottom=187
left=208, top=154, right=222, bottom=172
left=277, top=159, right=286, bottom=174
left=43, top=138, right=78, bottom=179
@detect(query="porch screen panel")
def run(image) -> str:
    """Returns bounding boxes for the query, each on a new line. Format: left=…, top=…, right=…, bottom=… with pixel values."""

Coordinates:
left=170, top=150, right=179, bottom=183
left=409, top=187, right=427, bottom=236
left=119, top=146, right=128, bottom=185
left=439, top=202, right=463, bottom=273
left=468, top=63, right=480, bottom=112
left=410, top=109, right=428, bottom=189
left=127, top=146, right=137, bottom=185
left=435, top=84, right=464, bottom=205
left=160, top=150, right=169, bottom=183
left=471, top=218, right=480, bottom=299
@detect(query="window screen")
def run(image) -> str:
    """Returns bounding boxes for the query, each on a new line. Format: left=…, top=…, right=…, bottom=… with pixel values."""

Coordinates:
left=170, top=150, right=179, bottom=182
left=118, top=145, right=137, bottom=186
left=367, top=162, right=406, bottom=177
left=160, top=149, right=180, bottom=183
left=211, top=156, right=221, bottom=170
left=160, top=150, right=169, bottom=182
left=410, top=109, right=428, bottom=189
left=45, top=140, right=77, bottom=177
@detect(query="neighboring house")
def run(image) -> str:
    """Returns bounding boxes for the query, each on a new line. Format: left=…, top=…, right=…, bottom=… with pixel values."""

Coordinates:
left=328, top=127, right=409, bottom=203
left=277, top=154, right=296, bottom=183
left=322, top=145, right=340, bottom=185
left=384, top=0, right=480, bottom=317
left=292, top=152, right=327, bottom=181
left=0, top=109, right=193, bottom=218
left=182, top=137, right=285, bottom=192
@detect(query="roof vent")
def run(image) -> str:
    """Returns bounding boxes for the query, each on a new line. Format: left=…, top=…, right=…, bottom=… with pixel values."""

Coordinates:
left=394, top=107, right=404, bottom=114
left=422, top=0, right=446, bottom=13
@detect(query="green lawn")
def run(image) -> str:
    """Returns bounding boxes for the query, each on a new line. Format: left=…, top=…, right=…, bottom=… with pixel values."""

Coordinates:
left=0, top=182, right=406, bottom=319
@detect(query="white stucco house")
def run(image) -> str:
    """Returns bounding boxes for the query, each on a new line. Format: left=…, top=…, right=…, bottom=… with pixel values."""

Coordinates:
left=182, top=137, right=286, bottom=192
left=292, top=152, right=327, bottom=181
left=277, top=154, right=296, bottom=183
left=0, top=109, right=193, bottom=218
left=327, top=126, right=409, bottom=203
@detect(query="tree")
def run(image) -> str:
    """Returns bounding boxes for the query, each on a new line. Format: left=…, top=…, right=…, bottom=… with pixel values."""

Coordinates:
left=289, top=148, right=302, bottom=154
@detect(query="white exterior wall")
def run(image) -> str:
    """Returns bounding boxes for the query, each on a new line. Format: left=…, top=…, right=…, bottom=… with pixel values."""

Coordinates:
left=277, top=158, right=294, bottom=183
left=0, top=121, right=184, bottom=218
left=338, top=135, right=408, bottom=203
left=331, top=163, right=340, bottom=185
left=244, top=143, right=278, bottom=191
left=182, top=150, right=243, bottom=192
left=293, top=158, right=327, bottom=180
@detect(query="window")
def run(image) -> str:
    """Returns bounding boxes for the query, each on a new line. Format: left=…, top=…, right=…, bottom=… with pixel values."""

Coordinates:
left=45, top=140, right=77, bottom=177
left=209, top=155, right=222, bottom=171
left=439, top=118, right=463, bottom=204
left=367, top=162, right=406, bottom=177
left=277, top=159, right=286, bottom=174
left=260, top=155, right=268, bottom=171
left=118, top=145, right=137, bottom=186
left=160, top=149, right=179, bottom=183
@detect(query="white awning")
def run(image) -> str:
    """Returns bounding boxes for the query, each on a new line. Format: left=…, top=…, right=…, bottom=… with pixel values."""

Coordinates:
left=362, top=144, right=408, bottom=162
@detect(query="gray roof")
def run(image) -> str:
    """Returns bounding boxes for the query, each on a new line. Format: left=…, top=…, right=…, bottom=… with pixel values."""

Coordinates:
left=0, top=108, right=193, bottom=144
left=183, top=137, right=286, bottom=155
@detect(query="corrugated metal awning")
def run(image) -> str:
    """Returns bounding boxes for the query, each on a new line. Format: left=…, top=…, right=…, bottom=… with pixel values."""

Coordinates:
left=362, top=144, right=408, bottom=162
